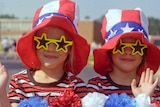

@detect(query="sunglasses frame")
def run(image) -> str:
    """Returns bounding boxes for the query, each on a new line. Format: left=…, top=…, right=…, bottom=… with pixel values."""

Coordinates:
left=34, top=33, right=73, bottom=53
left=112, top=39, right=147, bottom=56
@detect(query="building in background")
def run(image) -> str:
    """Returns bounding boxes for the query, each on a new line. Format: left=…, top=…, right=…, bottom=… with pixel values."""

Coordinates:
left=78, top=20, right=104, bottom=44
left=149, top=35, right=160, bottom=48
left=0, top=18, right=31, bottom=40
left=0, top=19, right=104, bottom=44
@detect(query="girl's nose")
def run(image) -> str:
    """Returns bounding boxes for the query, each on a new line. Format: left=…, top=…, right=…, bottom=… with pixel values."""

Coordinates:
left=124, top=47, right=132, bottom=55
left=47, top=43, right=56, bottom=52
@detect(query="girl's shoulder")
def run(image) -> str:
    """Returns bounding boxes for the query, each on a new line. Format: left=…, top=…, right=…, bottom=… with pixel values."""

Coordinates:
left=10, top=69, right=31, bottom=83
left=88, top=75, right=107, bottom=82
left=11, top=69, right=28, bottom=78
left=66, top=72, right=84, bottom=81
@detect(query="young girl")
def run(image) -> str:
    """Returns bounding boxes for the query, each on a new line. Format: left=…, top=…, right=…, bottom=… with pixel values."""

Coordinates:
left=87, top=8, right=160, bottom=105
left=0, top=0, right=90, bottom=107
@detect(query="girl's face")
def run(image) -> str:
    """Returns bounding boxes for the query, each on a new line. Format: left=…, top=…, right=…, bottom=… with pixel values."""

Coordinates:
left=111, top=38, right=145, bottom=72
left=35, top=26, right=72, bottom=70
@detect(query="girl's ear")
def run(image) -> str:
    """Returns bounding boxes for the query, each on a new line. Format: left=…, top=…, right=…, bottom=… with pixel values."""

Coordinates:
left=67, top=46, right=73, bottom=55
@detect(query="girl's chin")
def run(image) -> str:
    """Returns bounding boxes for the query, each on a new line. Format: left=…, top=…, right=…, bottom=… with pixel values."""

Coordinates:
left=120, top=67, right=136, bottom=72
left=44, top=63, right=55, bottom=67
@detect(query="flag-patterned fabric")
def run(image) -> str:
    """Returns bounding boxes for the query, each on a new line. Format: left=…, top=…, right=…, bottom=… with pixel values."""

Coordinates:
left=33, top=0, right=79, bottom=33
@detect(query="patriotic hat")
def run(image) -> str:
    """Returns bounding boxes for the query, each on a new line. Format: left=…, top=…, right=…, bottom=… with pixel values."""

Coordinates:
left=93, top=8, right=160, bottom=76
left=16, top=0, right=90, bottom=75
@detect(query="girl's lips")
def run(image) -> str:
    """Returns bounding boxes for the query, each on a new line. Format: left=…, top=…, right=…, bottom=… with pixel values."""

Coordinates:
left=121, top=58, right=134, bottom=61
left=44, top=55, right=58, bottom=59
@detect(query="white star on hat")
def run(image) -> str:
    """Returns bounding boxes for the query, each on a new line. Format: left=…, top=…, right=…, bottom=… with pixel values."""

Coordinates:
left=107, top=30, right=118, bottom=40
left=121, top=23, right=134, bottom=33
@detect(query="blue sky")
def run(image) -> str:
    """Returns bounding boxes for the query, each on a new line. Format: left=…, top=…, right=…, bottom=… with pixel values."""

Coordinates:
left=0, top=0, right=160, bottom=20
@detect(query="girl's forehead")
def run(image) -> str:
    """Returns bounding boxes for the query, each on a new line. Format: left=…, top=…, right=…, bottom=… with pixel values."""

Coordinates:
left=121, top=37, right=137, bottom=43
left=36, top=26, right=70, bottom=39
left=38, top=27, right=65, bottom=35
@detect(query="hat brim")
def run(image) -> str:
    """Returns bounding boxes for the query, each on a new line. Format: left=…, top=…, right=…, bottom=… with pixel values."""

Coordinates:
left=17, top=16, right=90, bottom=75
left=93, top=32, right=160, bottom=75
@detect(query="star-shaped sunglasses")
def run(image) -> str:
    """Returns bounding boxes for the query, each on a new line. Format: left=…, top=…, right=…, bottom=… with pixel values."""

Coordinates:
left=112, top=39, right=148, bottom=56
left=34, top=33, right=73, bottom=53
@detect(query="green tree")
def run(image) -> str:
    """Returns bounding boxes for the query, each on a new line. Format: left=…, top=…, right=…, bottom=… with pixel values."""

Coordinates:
left=148, top=17, right=160, bottom=35
left=0, top=14, right=17, bottom=19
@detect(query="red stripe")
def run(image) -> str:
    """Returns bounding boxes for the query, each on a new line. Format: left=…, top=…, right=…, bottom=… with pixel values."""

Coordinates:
left=32, top=6, right=43, bottom=28
left=122, top=10, right=141, bottom=25
left=59, top=0, right=75, bottom=22
left=101, top=16, right=107, bottom=39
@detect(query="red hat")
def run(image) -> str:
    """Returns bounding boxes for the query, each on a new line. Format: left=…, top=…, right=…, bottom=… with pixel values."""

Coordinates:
left=93, top=8, right=160, bottom=76
left=16, top=0, right=90, bottom=75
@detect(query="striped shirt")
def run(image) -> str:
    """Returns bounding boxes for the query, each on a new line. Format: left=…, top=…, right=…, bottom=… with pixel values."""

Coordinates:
left=87, top=74, right=160, bottom=101
left=8, top=69, right=87, bottom=103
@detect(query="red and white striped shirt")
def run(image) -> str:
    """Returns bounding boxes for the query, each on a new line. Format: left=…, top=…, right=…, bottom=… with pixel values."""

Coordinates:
left=87, top=74, right=160, bottom=101
left=8, top=69, right=87, bottom=103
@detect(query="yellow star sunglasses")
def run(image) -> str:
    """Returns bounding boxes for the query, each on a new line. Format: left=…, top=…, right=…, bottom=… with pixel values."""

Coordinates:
left=34, top=33, right=73, bottom=53
left=112, top=39, right=148, bottom=56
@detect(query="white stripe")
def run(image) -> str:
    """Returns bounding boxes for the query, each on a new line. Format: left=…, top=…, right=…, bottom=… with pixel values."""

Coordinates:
left=96, top=77, right=119, bottom=90
left=9, top=96, right=20, bottom=100
left=73, top=2, right=79, bottom=32
left=18, top=79, right=34, bottom=85
left=71, top=79, right=78, bottom=83
left=139, top=9, right=149, bottom=35
left=14, top=89, right=61, bottom=98
left=106, top=9, right=122, bottom=32
left=9, top=84, right=13, bottom=88
left=87, top=84, right=99, bottom=90
left=98, top=82, right=119, bottom=90
left=155, top=96, right=160, bottom=100
left=35, top=92, right=61, bottom=97
left=74, top=82, right=86, bottom=88
left=57, top=81, right=85, bottom=88
left=57, top=83, right=70, bottom=87
left=14, top=69, right=27, bottom=75
left=40, top=1, right=60, bottom=17
left=15, top=89, right=35, bottom=97
left=151, top=96, right=160, bottom=101
left=99, top=75, right=107, bottom=79
left=67, top=72, right=74, bottom=76
left=101, top=85, right=119, bottom=90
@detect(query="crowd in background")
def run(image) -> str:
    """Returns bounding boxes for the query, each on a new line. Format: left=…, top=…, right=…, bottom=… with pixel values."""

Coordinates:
left=0, top=37, right=17, bottom=59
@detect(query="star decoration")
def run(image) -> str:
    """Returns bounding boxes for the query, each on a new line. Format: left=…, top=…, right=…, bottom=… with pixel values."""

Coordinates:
left=35, top=13, right=54, bottom=27
left=107, top=30, right=118, bottom=40
left=112, top=39, right=147, bottom=56
left=54, top=36, right=73, bottom=53
left=120, top=23, right=134, bottom=33
left=138, top=29, right=143, bottom=33
left=34, top=33, right=73, bottom=53
left=138, top=29, right=148, bottom=40
left=34, top=33, right=51, bottom=50
left=112, top=39, right=126, bottom=54
left=36, top=18, right=44, bottom=26
left=132, top=40, right=147, bottom=56
left=105, top=22, right=149, bottom=42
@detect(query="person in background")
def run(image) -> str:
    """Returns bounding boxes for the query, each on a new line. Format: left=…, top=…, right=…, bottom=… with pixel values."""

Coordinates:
left=87, top=8, right=160, bottom=105
left=1, top=37, right=10, bottom=59
left=0, top=0, right=90, bottom=107
left=10, top=39, right=17, bottom=59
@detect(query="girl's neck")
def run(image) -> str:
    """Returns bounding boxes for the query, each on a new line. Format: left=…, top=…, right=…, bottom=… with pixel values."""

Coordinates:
left=109, top=68, right=140, bottom=86
left=33, top=67, right=65, bottom=83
